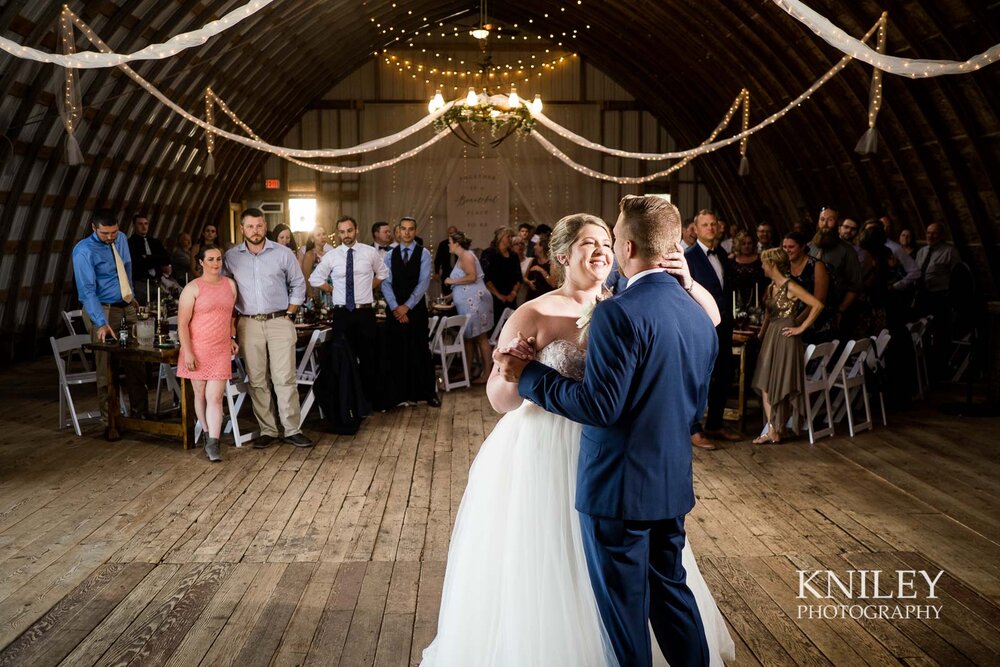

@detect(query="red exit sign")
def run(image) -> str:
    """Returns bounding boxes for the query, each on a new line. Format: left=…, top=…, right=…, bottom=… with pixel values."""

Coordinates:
left=265, top=179, right=281, bottom=189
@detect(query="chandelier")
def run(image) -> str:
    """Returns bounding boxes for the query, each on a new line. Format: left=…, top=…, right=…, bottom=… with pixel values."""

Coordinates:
left=429, top=87, right=543, bottom=148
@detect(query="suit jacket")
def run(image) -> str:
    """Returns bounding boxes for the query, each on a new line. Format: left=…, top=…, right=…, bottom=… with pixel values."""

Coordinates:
left=128, top=234, right=169, bottom=280
left=685, top=243, right=733, bottom=332
left=518, top=272, right=718, bottom=520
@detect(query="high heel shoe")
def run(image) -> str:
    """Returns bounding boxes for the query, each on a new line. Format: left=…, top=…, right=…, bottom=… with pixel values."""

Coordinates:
left=752, top=426, right=782, bottom=445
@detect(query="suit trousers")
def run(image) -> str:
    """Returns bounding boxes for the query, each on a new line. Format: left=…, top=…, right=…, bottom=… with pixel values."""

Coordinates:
left=330, top=307, right=376, bottom=410
left=237, top=316, right=302, bottom=437
left=580, top=514, right=709, bottom=667
left=82, top=303, right=149, bottom=419
left=692, top=324, right=733, bottom=434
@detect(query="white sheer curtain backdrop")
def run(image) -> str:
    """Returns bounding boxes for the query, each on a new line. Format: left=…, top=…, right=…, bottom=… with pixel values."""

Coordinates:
left=359, top=104, right=465, bottom=243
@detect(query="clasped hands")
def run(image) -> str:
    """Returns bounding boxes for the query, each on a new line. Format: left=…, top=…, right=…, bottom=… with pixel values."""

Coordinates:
left=492, top=332, right=536, bottom=382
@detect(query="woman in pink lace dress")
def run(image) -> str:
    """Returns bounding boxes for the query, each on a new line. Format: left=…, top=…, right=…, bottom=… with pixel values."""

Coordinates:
left=176, top=247, right=238, bottom=462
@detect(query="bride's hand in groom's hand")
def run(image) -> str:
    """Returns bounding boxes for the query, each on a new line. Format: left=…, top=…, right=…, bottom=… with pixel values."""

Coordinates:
left=496, top=331, right=536, bottom=361
left=658, top=242, right=694, bottom=290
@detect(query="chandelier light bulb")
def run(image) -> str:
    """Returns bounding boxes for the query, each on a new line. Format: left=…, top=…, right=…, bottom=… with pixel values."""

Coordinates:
left=508, top=87, right=520, bottom=107
left=466, top=87, right=479, bottom=106
left=530, top=94, right=543, bottom=114
left=471, top=27, right=490, bottom=40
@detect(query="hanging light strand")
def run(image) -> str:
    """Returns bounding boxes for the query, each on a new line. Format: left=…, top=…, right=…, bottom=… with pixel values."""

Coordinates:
left=855, top=12, right=887, bottom=155
left=2, top=1, right=276, bottom=68
left=59, top=7, right=83, bottom=165
left=770, top=0, right=1000, bottom=77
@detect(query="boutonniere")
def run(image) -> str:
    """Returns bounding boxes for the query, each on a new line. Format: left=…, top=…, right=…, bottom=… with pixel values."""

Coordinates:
left=576, top=288, right=614, bottom=335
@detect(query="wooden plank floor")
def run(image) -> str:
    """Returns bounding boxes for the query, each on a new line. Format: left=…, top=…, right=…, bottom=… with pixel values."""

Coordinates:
left=1, top=359, right=998, bottom=666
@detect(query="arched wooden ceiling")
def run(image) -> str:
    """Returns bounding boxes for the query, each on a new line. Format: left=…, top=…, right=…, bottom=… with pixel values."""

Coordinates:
left=0, top=0, right=998, bottom=362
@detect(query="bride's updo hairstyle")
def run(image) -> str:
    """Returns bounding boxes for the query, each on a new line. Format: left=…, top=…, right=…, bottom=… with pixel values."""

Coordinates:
left=617, top=194, right=682, bottom=260
left=548, top=213, right=612, bottom=284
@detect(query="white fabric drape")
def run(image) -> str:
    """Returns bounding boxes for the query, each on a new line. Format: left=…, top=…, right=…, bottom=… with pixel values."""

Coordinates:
left=1, top=2, right=276, bottom=68
left=770, top=0, right=1000, bottom=76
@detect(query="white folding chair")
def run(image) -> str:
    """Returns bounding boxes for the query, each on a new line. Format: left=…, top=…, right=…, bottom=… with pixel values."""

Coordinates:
left=297, top=328, right=331, bottom=427
left=489, top=307, right=516, bottom=347
left=867, top=329, right=891, bottom=426
left=432, top=315, right=470, bottom=391
left=194, top=356, right=259, bottom=447
left=800, top=340, right=840, bottom=444
left=906, top=318, right=930, bottom=400
left=949, top=332, right=973, bottom=383
left=50, top=334, right=100, bottom=436
left=154, top=316, right=182, bottom=413
left=427, top=315, right=441, bottom=352
left=830, top=339, right=873, bottom=437
left=60, top=310, right=91, bottom=372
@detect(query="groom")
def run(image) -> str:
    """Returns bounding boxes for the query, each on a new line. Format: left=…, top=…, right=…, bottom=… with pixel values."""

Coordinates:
left=496, top=195, right=718, bottom=667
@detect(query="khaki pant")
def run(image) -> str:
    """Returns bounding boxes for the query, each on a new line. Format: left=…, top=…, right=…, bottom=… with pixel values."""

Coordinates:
left=82, top=304, right=150, bottom=419
left=237, top=316, right=302, bottom=437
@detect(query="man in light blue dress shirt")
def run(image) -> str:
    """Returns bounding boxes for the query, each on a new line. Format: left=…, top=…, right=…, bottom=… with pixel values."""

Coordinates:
left=72, top=208, right=149, bottom=420
left=225, top=209, right=311, bottom=448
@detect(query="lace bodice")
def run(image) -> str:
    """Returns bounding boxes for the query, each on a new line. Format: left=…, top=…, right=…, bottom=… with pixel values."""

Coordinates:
left=537, top=339, right=587, bottom=381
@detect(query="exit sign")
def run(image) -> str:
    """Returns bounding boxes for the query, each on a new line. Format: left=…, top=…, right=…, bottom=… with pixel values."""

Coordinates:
left=265, top=179, right=281, bottom=189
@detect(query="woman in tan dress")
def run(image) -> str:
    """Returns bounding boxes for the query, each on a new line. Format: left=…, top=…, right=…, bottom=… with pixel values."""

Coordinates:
left=752, top=248, right=825, bottom=444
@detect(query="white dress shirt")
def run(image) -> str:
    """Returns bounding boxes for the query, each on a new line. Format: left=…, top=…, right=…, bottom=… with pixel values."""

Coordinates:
left=884, top=238, right=920, bottom=290
left=626, top=268, right=667, bottom=289
left=697, top=240, right=725, bottom=287
left=309, top=242, right=388, bottom=305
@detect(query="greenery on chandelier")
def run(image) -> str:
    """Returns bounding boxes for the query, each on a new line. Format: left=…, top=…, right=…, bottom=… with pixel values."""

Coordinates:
left=433, top=103, right=535, bottom=135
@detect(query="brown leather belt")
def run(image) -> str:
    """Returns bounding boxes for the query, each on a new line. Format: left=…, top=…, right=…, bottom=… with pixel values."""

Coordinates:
left=239, top=310, right=287, bottom=321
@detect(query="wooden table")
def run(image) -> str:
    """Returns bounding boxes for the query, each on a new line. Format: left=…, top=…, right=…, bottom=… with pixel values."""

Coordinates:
left=86, top=342, right=196, bottom=449
left=723, top=329, right=759, bottom=432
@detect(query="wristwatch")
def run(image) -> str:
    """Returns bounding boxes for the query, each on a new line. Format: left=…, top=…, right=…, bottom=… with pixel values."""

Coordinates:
left=286, top=311, right=295, bottom=319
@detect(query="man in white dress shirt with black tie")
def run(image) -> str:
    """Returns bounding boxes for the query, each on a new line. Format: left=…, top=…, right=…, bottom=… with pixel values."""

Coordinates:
left=310, top=215, right=389, bottom=406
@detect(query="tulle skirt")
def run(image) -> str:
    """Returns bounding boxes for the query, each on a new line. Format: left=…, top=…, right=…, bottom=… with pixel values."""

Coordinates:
left=421, top=401, right=736, bottom=666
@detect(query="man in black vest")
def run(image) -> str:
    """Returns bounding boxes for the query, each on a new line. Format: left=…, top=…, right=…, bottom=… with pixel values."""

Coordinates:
left=127, top=213, right=169, bottom=304
left=684, top=209, right=741, bottom=450
left=381, top=216, right=441, bottom=408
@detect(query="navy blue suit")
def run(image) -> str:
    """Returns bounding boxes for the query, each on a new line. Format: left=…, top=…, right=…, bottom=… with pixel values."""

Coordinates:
left=519, top=271, right=717, bottom=667
left=684, top=243, right=734, bottom=434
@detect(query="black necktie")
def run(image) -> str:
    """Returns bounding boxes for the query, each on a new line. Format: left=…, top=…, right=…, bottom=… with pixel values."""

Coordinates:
left=402, top=247, right=410, bottom=264
left=706, top=247, right=720, bottom=257
left=346, top=248, right=355, bottom=311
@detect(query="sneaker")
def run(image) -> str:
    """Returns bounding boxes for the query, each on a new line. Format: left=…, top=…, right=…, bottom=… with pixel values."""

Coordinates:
left=284, top=433, right=313, bottom=447
left=253, top=435, right=276, bottom=449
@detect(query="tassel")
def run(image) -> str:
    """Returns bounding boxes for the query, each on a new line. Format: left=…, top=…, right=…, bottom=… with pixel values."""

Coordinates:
left=205, top=153, right=215, bottom=176
left=65, top=132, right=83, bottom=166
left=855, top=127, right=878, bottom=155
left=738, top=155, right=750, bottom=177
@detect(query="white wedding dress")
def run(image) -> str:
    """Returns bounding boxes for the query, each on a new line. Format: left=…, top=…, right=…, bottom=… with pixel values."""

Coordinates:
left=421, top=340, right=736, bottom=666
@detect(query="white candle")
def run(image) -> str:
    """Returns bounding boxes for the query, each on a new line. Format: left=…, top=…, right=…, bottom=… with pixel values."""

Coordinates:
left=732, top=291, right=736, bottom=318
left=754, top=283, right=759, bottom=309
left=157, top=287, right=161, bottom=318
left=146, top=279, right=150, bottom=304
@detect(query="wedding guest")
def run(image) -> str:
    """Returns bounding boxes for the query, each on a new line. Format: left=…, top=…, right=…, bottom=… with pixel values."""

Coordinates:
left=855, top=222, right=891, bottom=336
left=158, top=263, right=183, bottom=298
left=511, top=235, right=532, bottom=306
left=176, top=247, right=238, bottom=462
left=680, top=220, right=697, bottom=250
left=309, top=215, right=388, bottom=407
left=518, top=222, right=536, bottom=257
left=685, top=209, right=740, bottom=449
left=372, top=221, right=395, bottom=257
left=128, top=213, right=170, bottom=304
left=811, top=207, right=862, bottom=338
left=915, top=222, right=962, bottom=374
left=879, top=215, right=921, bottom=295
left=225, top=208, right=312, bottom=448
left=269, top=223, right=298, bottom=253
left=752, top=248, right=824, bottom=444
left=434, top=225, right=458, bottom=296
left=731, top=231, right=766, bottom=312
left=171, top=232, right=193, bottom=281
left=72, top=208, right=149, bottom=421
left=444, top=231, right=494, bottom=384
left=299, top=225, right=333, bottom=277
left=525, top=239, right=557, bottom=302
left=481, top=227, right=523, bottom=328
left=756, top=223, right=775, bottom=252
left=783, top=231, right=832, bottom=343
left=898, top=228, right=917, bottom=259
left=191, top=224, right=223, bottom=276
left=382, top=216, right=440, bottom=407
left=718, top=219, right=733, bottom=255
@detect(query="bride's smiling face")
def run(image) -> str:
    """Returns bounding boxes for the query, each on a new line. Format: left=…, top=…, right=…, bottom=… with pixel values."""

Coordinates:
left=563, top=224, right=614, bottom=283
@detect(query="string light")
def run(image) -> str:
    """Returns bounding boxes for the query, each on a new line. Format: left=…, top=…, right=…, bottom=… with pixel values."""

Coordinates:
left=771, top=0, right=1000, bottom=77
left=379, top=48, right=576, bottom=88
left=2, top=1, right=275, bottom=68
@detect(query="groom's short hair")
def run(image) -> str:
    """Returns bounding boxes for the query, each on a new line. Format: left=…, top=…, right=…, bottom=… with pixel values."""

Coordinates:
left=618, top=195, right=682, bottom=260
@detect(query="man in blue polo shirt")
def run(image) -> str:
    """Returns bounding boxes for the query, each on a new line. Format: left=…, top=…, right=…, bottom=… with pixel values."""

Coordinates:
left=72, top=208, right=149, bottom=420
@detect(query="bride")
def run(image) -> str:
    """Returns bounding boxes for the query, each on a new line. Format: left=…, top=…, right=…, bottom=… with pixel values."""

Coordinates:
left=421, top=213, right=736, bottom=666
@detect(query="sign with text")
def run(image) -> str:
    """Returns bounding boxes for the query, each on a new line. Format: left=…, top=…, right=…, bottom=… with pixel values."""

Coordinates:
left=446, top=159, right=509, bottom=249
